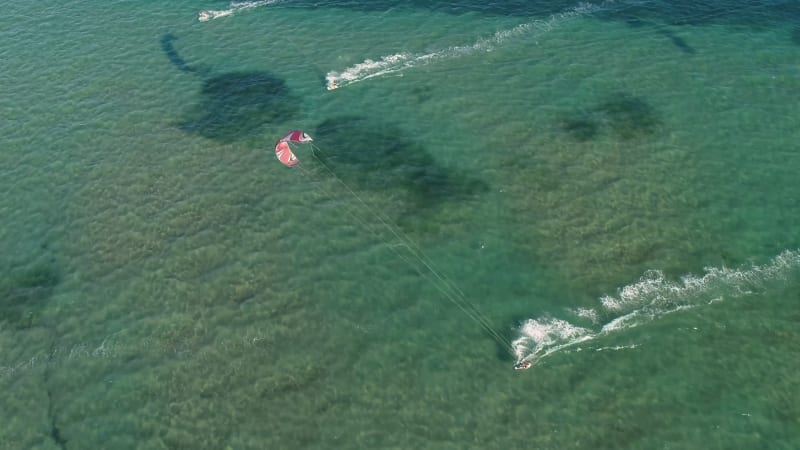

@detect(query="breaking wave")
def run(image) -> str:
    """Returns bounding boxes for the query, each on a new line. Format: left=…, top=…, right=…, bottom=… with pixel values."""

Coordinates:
left=326, top=2, right=607, bottom=90
left=512, top=249, right=800, bottom=365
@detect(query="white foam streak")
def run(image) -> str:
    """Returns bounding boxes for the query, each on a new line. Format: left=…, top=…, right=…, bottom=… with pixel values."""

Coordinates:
left=198, top=0, right=278, bottom=22
left=326, top=2, right=605, bottom=90
left=573, top=307, right=599, bottom=323
left=514, top=250, right=800, bottom=365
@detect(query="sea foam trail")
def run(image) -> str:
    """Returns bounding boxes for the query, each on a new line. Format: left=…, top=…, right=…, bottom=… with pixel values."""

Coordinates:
left=325, top=2, right=606, bottom=90
left=199, top=0, right=278, bottom=22
left=512, top=249, right=800, bottom=365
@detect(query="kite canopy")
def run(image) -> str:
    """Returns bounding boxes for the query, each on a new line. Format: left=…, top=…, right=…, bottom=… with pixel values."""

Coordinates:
left=275, top=130, right=313, bottom=167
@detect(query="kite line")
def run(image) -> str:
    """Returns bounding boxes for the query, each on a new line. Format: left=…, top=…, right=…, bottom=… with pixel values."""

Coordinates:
left=274, top=132, right=518, bottom=361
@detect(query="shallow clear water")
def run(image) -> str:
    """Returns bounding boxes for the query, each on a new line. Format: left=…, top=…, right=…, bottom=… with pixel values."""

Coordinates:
left=2, top=1, right=799, bottom=448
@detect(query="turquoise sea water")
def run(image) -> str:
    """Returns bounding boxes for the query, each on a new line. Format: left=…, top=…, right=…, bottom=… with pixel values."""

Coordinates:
left=2, top=1, right=799, bottom=448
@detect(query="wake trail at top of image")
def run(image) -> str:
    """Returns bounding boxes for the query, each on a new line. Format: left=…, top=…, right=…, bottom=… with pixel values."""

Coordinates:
left=512, top=249, right=800, bottom=367
left=325, top=2, right=607, bottom=91
left=199, top=0, right=279, bottom=22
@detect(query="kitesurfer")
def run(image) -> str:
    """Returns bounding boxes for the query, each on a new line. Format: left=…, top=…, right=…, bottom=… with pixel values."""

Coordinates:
left=514, top=361, right=532, bottom=370
left=327, top=77, right=338, bottom=90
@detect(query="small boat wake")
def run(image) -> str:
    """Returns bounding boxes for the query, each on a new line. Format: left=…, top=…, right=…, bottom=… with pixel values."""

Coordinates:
left=198, top=0, right=278, bottom=22
left=512, top=249, right=800, bottom=367
left=326, top=2, right=606, bottom=90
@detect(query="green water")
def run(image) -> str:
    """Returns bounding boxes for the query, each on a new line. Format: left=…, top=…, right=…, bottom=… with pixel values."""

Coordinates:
left=1, top=1, right=799, bottom=448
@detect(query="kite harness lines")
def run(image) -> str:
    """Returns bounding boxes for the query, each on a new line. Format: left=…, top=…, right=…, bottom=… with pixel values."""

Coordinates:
left=273, top=130, right=528, bottom=370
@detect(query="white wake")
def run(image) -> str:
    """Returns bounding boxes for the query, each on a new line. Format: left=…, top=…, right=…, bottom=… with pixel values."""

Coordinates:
left=326, top=2, right=607, bottom=90
left=512, top=249, right=800, bottom=365
left=198, top=0, right=279, bottom=22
